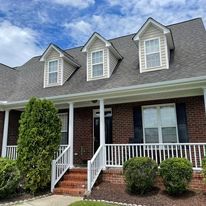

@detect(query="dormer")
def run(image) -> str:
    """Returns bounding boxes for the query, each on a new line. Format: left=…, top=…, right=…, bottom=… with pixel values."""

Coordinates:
left=40, top=44, right=80, bottom=88
left=133, top=18, right=174, bottom=73
left=82, top=33, right=122, bottom=81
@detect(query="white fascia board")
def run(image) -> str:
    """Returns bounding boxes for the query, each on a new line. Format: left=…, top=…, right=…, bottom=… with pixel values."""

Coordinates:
left=2, top=76, right=206, bottom=109
left=133, top=18, right=170, bottom=41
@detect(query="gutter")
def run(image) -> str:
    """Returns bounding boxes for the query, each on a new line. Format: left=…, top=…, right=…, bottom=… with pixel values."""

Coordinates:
left=1, top=75, right=206, bottom=109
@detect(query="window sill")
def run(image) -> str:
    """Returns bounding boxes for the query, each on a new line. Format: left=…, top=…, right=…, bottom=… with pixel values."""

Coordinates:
left=140, top=66, right=169, bottom=73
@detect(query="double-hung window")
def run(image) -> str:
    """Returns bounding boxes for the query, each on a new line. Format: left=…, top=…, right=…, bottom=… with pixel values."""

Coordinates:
left=145, top=38, right=161, bottom=68
left=58, top=113, right=68, bottom=145
left=142, top=104, right=178, bottom=144
left=48, top=60, right=58, bottom=84
left=92, top=50, right=103, bottom=78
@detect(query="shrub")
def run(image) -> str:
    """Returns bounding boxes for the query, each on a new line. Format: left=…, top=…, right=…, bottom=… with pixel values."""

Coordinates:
left=17, top=97, right=62, bottom=193
left=0, top=158, right=20, bottom=198
left=159, top=157, right=193, bottom=195
left=202, top=157, right=206, bottom=182
left=123, top=157, right=158, bottom=195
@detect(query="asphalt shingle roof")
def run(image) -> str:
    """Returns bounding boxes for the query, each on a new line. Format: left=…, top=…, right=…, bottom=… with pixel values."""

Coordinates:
left=0, top=18, right=205, bottom=102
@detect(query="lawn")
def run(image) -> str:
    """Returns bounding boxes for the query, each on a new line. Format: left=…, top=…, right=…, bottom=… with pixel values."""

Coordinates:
left=69, top=200, right=115, bottom=206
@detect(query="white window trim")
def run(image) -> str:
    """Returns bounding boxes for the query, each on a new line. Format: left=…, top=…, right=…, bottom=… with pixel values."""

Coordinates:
left=47, top=59, right=59, bottom=86
left=91, top=49, right=104, bottom=79
left=144, top=37, right=162, bottom=70
left=142, top=103, right=179, bottom=144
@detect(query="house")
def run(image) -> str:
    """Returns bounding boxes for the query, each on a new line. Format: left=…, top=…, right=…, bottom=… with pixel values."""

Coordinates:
left=0, top=17, right=206, bottom=195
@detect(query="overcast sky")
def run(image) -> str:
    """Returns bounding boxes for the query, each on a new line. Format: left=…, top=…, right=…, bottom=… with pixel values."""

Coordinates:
left=0, top=0, right=205, bottom=67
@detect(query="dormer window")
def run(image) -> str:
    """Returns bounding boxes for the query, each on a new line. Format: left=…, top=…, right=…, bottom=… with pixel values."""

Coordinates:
left=40, top=44, right=80, bottom=88
left=81, top=32, right=122, bottom=81
left=92, top=50, right=104, bottom=78
left=145, top=38, right=161, bottom=69
left=133, top=18, right=174, bottom=73
left=48, top=60, right=58, bottom=84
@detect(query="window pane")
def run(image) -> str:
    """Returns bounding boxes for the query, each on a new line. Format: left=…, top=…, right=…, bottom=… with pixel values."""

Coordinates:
left=145, top=128, right=159, bottom=143
left=92, top=51, right=103, bottom=64
left=160, top=106, right=176, bottom=127
left=92, top=64, right=103, bottom=77
left=61, top=132, right=68, bottom=145
left=162, top=127, right=177, bottom=143
left=49, top=60, right=58, bottom=72
left=58, top=113, right=68, bottom=132
left=145, top=39, right=159, bottom=54
left=146, top=53, right=160, bottom=68
left=49, top=72, right=57, bottom=84
left=143, top=107, right=158, bottom=128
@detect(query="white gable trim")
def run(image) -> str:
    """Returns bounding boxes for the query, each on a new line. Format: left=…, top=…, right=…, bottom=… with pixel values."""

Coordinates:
left=82, top=33, right=111, bottom=52
left=133, top=18, right=171, bottom=41
left=82, top=33, right=122, bottom=60
left=40, top=44, right=64, bottom=62
left=40, top=44, right=80, bottom=68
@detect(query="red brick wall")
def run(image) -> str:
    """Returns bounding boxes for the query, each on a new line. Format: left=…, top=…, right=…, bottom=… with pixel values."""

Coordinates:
left=7, top=110, right=21, bottom=145
left=101, top=168, right=206, bottom=192
left=74, top=107, right=93, bottom=164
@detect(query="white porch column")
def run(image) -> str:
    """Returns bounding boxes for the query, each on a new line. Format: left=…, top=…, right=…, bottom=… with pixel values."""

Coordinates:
left=69, top=102, right=74, bottom=168
left=99, top=99, right=105, bottom=146
left=204, top=88, right=206, bottom=113
left=99, top=99, right=106, bottom=169
left=1, top=110, right=10, bottom=157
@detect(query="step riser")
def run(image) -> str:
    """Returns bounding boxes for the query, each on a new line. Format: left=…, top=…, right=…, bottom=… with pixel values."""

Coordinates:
left=54, top=168, right=87, bottom=196
left=59, top=182, right=86, bottom=188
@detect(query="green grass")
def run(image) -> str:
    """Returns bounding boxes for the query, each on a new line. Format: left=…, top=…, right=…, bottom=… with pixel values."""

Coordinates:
left=69, top=200, right=116, bottom=206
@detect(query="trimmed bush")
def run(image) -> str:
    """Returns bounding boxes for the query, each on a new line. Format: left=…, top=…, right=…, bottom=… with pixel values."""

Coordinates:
left=202, top=157, right=206, bottom=182
left=159, top=157, right=193, bottom=195
left=123, top=157, right=158, bottom=194
left=0, top=158, right=20, bottom=198
left=17, top=97, right=62, bottom=193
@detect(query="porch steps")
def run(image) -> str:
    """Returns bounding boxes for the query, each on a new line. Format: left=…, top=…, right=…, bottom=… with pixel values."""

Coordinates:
left=53, top=168, right=87, bottom=196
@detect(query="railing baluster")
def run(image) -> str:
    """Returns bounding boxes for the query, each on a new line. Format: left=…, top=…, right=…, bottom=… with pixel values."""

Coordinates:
left=189, top=145, right=192, bottom=164
left=198, top=145, right=202, bottom=167
left=194, top=145, right=197, bottom=169
left=118, top=146, right=120, bottom=166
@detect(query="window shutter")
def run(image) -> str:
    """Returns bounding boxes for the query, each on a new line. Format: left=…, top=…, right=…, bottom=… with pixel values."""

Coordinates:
left=132, top=107, right=143, bottom=143
left=176, top=103, right=189, bottom=143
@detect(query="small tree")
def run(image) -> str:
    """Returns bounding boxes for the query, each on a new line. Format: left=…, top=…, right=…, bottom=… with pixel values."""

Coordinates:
left=17, top=97, right=61, bottom=193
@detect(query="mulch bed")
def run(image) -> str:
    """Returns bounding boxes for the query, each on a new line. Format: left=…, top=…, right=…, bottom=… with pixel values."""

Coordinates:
left=88, top=182, right=206, bottom=206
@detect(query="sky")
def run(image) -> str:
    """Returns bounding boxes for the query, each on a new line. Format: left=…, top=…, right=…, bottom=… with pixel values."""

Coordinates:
left=0, top=0, right=205, bottom=67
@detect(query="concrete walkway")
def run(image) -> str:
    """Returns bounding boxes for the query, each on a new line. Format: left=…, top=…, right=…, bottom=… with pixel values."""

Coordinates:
left=16, top=195, right=82, bottom=206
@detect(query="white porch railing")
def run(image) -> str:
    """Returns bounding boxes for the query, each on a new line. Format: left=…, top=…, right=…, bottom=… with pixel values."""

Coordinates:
left=51, top=145, right=71, bottom=192
left=105, top=143, right=206, bottom=170
left=6, top=145, right=17, bottom=160
left=5, top=145, right=68, bottom=160
left=87, top=145, right=104, bottom=192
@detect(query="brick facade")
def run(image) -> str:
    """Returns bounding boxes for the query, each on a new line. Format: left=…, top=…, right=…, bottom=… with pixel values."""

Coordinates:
left=100, top=168, right=206, bottom=192
left=1, top=96, right=206, bottom=165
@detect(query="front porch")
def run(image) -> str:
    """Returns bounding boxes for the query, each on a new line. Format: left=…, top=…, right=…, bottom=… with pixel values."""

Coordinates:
left=1, top=88, right=206, bottom=194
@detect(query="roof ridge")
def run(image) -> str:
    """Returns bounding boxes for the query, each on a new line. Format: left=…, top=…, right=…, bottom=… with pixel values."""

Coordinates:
left=166, top=17, right=202, bottom=27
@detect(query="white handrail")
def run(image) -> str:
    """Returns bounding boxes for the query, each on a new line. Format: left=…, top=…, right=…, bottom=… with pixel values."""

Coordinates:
left=87, top=145, right=104, bottom=192
left=105, top=143, right=206, bottom=170
left=51, top=145, right=71, bottom=192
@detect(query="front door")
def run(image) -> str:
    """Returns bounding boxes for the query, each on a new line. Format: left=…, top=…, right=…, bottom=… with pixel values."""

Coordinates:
left=93, top=109, right=112, bottom=153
